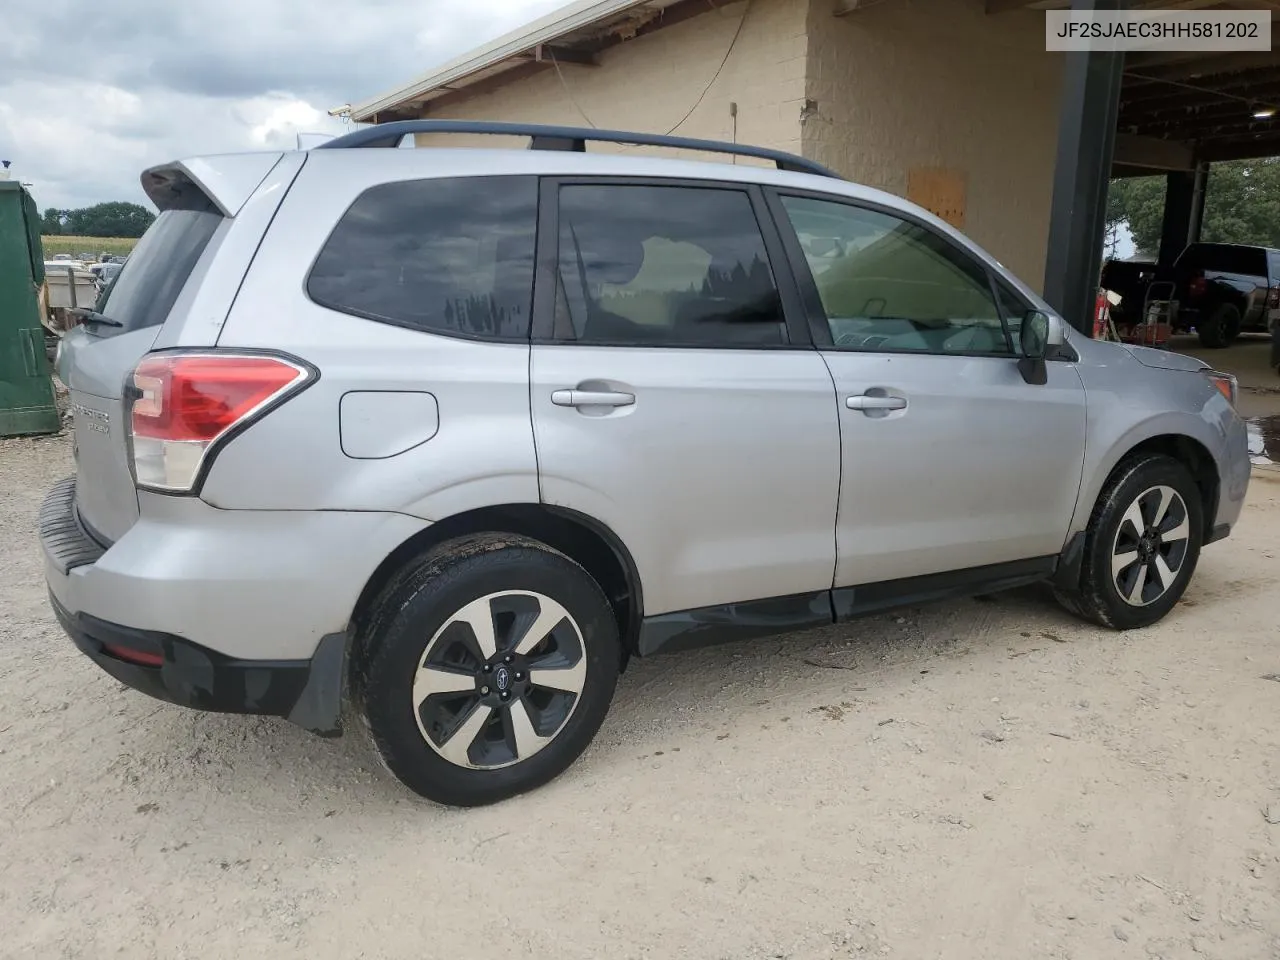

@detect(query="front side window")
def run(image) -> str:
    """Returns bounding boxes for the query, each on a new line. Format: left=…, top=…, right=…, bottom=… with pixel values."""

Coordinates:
left=779, top=195, right=1012, bottom=356
left=308, top=176, right=537, bottom=338
left=553, top=184, right=786, bottom=346
left=994, top=279, right=1030, bottom=347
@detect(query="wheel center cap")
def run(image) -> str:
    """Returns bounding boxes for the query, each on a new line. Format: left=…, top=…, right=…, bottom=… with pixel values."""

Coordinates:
left=494, top=665, right=512, bottom=693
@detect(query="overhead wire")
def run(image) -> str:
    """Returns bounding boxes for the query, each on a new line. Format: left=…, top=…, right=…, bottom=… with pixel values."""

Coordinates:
left=662, top=0, right=752, bottom=136
left=549, top=48, right=600, bottom=128
left=546, top=0, right=754, bottom=140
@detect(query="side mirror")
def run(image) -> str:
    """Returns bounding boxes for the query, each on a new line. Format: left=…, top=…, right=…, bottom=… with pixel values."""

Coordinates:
left=1017, top=311, right=1065, bottom=385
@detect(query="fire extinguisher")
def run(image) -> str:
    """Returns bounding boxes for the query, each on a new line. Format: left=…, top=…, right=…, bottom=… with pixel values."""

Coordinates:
left=1092, top=290, right=1110, bottom=340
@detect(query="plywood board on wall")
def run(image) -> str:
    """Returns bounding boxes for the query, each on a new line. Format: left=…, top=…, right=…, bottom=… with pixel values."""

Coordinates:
left=907, top=168, right=967, bottom=230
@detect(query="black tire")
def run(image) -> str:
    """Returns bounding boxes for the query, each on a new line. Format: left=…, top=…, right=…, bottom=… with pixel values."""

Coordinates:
left=1197, top=303, right=1241, bottom=348
left=360, top=533, right=621, bottom=806
left=1055, top=453, right=1203, bottom=630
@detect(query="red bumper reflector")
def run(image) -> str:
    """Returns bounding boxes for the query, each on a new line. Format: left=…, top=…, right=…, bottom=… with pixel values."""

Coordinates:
left=103, top=643, right=164, bottom=667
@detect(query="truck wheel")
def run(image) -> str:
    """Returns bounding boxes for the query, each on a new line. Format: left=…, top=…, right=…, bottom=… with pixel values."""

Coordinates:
left=1197, top=303, right=1240, bottom=348
left=360, top=533, right=621, bottom=806
left=1055, top=453, right=1202, bottom=630
left=1219, top=304, right=1243, bottom=344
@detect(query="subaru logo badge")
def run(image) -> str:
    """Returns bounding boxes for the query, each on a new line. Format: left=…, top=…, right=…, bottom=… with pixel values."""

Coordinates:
left=494, top=665, right=511, bottom=692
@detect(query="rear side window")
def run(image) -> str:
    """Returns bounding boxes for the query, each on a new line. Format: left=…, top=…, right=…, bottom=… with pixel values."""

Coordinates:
left=551, top=184, right=786, bottom=346
left=95, top=192, right=222, bottom=334
left=308, top=176, right=538, bottom=339
left=1178, top=244, right=1265, bottom=275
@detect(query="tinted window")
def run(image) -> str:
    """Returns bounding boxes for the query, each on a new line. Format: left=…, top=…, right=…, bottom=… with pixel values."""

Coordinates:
left=553, top=185, right=785, bottom=346
left=1266, top=250, right=1280, bottom=282
left=308, top=176, right=537, bottom=338
left=779, top=195, right=1011, bottom=356
left=1178, top=244, right=1266, bottom=276
left=95, top=193, right=221, bottom=334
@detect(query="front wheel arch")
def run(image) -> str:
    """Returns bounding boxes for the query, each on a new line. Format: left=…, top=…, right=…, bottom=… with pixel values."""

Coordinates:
left=1076, top=432, right=1219, bottom=548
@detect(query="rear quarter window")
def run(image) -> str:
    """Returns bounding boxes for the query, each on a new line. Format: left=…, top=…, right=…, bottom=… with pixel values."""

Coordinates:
left=95, top=192, right=222, bottom=334
left=306, top=176, right=538, bottom=340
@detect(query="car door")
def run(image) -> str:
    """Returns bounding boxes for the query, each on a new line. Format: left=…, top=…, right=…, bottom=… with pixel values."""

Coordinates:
left=529, top=178, right=840, bottom=621
left=767, top=190, right=1087, bottom=592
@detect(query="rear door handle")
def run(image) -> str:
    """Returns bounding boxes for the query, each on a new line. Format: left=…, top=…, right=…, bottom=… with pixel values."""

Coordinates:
left=551, top=389, right=635, bottom=408
left=846, top=394, right=907, bottom=411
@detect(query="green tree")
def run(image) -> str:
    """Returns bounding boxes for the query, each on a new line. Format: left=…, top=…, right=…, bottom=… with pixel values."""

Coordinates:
left=40, top=207, right=65, bottom=235
left=1200, top=158, right=1280, bottom=247
left=1108, top=158, right=1280, bottom=259
left=62, top=201, right=155, bottom=238
left=1107, top=175, right=1165, bottom=257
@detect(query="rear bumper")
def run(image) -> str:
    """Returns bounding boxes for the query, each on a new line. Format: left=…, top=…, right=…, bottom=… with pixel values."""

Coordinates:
left=49, top=592, right=345, bottom=734
left=40, top=478, right=431, bottom=732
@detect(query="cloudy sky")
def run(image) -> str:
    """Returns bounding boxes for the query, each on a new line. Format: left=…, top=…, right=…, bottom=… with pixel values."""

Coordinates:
left=0, top=0, right=567, bottom=212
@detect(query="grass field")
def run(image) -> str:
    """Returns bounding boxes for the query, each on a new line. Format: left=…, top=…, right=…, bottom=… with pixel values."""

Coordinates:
left=41, top=236, right=137, bottom=258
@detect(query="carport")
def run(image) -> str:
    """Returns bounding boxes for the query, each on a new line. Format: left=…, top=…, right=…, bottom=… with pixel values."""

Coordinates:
left=1025, top=1, right=1280, bottom=332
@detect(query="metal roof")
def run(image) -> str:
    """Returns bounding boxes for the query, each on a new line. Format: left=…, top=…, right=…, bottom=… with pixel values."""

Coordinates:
left=348, top=0, right=689, bottom=122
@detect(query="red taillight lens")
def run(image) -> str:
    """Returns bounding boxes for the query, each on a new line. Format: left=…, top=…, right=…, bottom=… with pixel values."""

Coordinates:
left=1188, top=274, right=1207, bottom=299
left=129, top=353, right=308, bottom=492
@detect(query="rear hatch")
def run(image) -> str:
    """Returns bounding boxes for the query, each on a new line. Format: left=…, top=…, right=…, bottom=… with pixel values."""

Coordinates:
left=59, top=153, right=291, bottom=543
left=60, top=192, right=224, bottom=542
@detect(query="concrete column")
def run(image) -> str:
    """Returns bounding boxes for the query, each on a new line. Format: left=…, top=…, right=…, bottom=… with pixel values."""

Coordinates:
left=1042, top=0, right=1125, bottom=333
left=1187, top=161, right=1209, bottom=246
left=1157, top=161, right=1210, bottom=266
left=1157, top=170, right=1196, bottom=267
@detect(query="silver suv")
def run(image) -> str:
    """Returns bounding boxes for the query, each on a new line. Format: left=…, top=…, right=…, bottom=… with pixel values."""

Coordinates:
left=41, top=121, right=1250, bottom=806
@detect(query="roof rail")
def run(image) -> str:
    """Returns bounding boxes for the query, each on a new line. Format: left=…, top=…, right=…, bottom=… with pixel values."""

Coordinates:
left=314, top=120, right=840, bottom=178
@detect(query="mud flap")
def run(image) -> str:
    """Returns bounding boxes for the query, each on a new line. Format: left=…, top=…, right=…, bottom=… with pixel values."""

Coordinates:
left=286, top=631, right=348, bottom=738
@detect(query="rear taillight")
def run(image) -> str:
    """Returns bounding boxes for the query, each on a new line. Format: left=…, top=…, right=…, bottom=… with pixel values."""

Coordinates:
left=1269, top=286, right=1279, bottom=309
left=128, top=353, right=310, bottom=492
left=1188, top=273, right=1207, bottom=299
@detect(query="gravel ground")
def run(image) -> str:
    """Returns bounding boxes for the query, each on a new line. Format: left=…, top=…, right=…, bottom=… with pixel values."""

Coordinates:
left=2, top=430, right=1279, bottom=960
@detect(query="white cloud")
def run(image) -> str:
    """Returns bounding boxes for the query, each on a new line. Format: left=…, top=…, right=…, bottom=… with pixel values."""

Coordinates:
left=0, top=0, right=567, bottom=212
left=244, top=98, right=341, bottom=147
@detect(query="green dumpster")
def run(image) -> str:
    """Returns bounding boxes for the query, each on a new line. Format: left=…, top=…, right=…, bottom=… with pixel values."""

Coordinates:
left=0, top=180, right=60, bottom=437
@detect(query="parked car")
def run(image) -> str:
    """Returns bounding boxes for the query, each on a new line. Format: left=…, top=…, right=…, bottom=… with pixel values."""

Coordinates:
left=41, top=122, right=1250, bottom=806
left=1102, top=242, right=1280, bottom=348
left=91, top=261, right=123, bottom=287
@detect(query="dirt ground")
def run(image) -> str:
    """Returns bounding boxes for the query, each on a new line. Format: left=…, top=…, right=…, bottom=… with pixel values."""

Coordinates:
left=2, top=429, right=1279, bottom=960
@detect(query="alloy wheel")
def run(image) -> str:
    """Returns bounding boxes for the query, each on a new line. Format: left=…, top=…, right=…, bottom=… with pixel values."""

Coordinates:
left=412, top=590, right=587, bottom=770
left=1111, top=484, right=1191, bottom=607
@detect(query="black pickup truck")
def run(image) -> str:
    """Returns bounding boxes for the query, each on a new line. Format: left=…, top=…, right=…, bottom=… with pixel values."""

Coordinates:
left=1101, top=242, right=1280, bottom=348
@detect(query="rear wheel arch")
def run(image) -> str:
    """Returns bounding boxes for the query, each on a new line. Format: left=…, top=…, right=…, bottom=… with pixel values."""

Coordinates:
left=348, top=504, right=643, bottom=680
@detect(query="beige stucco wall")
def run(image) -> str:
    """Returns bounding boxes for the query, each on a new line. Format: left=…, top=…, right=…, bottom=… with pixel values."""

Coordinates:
left=416, top=0, right=809, bottom=162
left=411, top=0, right=1061, bottom=290
left=803, top=0, right=1062, bottom=290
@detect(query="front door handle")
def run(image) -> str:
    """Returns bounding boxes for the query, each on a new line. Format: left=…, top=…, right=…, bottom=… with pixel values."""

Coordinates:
left=846, top=394, right=907, bottom=411
left=551, top=389, right=635, bottom=408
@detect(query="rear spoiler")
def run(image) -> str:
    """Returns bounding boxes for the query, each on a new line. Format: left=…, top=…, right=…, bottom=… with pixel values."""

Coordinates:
left=140, top=153, right=288, bottom=217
